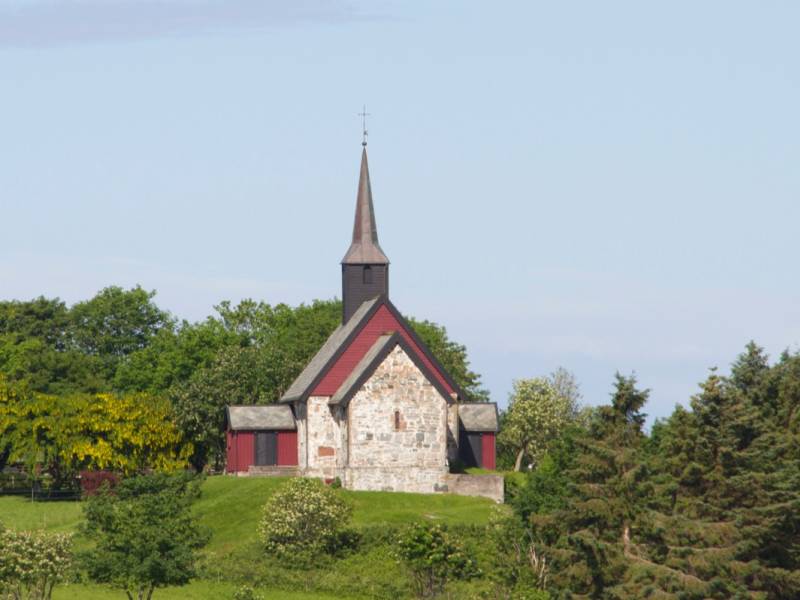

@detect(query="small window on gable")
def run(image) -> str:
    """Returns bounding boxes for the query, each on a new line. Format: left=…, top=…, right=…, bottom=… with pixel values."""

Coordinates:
left=363, top=265, right=373, bottom=284
left=394, top=410, right=401, bottom=431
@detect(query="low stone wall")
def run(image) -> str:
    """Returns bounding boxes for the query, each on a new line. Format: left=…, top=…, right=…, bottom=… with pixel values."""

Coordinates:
left=245, top=466, right=504, bottom=503
left=344, top=466, right=449, bottom=494
left=444, top=473, right=504, bottom=503
left=245, top=466, right=300, bottom=477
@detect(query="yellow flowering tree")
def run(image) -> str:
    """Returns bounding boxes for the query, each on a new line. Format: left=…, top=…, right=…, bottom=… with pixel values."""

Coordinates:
left=0, top=375, right=191, bottom=486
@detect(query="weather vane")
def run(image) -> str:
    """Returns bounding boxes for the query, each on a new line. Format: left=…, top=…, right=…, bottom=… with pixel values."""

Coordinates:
left=358, top=104, right=370, bottom=146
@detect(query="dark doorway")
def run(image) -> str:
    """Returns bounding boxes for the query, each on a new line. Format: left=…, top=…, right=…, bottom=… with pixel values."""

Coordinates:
left=458, top=431, right=483, bottom=468
left=255, top=432, right=277, bottom=466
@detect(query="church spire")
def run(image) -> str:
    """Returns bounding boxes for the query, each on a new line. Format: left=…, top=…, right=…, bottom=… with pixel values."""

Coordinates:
left=341, top=146, right=390, bottom=323
left=341, top=147, right=390, bottom=265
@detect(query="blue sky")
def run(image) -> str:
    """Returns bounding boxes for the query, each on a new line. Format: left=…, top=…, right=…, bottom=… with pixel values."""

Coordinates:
left=1, top=1, right=798, bottom=421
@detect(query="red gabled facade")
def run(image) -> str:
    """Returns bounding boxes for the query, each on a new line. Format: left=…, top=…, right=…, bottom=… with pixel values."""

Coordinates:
left=312, top=302, right=455, bottom=398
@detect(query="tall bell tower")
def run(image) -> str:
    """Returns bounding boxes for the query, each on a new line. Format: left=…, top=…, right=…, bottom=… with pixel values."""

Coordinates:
left=341, top=146, right=389, bottom=323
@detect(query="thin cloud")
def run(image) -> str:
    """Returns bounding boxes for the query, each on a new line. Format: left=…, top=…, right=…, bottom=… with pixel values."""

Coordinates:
left=0, top=0, right=379, bottom=47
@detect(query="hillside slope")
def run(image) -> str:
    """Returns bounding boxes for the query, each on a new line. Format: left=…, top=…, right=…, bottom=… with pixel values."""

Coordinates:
left=2, top=475, right=496, bottom=599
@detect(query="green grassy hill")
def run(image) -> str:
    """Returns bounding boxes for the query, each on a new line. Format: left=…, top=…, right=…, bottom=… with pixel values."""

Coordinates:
left=1, top=476, right=497, bottom=600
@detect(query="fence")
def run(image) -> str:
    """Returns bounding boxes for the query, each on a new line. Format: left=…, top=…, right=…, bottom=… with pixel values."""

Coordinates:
left=0, top=473, right=81, bottom=501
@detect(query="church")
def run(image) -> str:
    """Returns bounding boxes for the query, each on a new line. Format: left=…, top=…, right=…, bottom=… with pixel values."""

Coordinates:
left=225, top=145, right=499, bottom=496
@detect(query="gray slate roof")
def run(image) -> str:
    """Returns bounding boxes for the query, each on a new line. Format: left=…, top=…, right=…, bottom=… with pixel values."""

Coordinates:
left=226, top=405, right=296, bottom=431
left=458, top=403, right=499, bottom=432
left=329, top=333, right=395, bottom=406
left=280, top=296, right=381, bottom=403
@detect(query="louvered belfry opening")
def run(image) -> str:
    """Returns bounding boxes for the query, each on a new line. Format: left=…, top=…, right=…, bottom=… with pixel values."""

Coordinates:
left=341, top=147, right=389, bottom=323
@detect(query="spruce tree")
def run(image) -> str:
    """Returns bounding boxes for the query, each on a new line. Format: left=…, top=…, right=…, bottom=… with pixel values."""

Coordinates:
left=532, top=373, right=652, bottom=598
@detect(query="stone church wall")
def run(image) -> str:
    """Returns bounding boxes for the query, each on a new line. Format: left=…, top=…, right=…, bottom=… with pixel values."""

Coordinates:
left=305, top=395, right=343, bottom=479
left=447, top=402, right=459, bottom=461
left=345, top=345, right=449, bottom=493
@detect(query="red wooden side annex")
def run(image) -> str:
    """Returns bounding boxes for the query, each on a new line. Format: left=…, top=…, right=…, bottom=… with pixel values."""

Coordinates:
left=226, top=430, right=298, bottom=473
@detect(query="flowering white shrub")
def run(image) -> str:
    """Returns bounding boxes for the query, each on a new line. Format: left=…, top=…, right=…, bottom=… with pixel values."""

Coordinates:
left=0, top=522, right=72, bottom=600
left=258, top=478, right=352, bottom=561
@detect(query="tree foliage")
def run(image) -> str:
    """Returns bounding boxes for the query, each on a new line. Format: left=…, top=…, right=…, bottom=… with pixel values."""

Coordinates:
left=499, top=370, right=582, bottom=471
left=486, top=508, right=551, bottom=599
left=0, top=377, right=190, bottom=485
left=0, top=287, right=170, bottom=394
left=68, top=285, right=172, bottom=362
left=395, top=522, right=479, bottom=598
left=81, top=473, right=209, bottom=600
left=512, top=345, right=800, bottom=599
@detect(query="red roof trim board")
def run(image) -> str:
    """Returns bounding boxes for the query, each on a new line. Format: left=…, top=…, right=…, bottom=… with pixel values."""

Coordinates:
left=311, top=300, right=457, bottom=398
left=328, top=332, right=454, bottom=407
left=278, top=295, right=465, bottom=403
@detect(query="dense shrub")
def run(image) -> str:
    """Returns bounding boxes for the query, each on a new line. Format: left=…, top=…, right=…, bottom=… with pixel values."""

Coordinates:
left=0, top=521, right=73, bottom=600
left=79, top=470, right=119, bottom=497
left=258, top=478, right=353, bottom=563
left=395, top=522, right=479, bottom=598
left=486, top=508, right=551, bottom=598
left=232, top=585, right=263, bottom=600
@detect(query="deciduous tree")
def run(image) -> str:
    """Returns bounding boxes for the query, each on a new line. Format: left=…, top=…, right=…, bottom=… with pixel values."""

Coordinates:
left=500, top=375, right=578, bottom=472
left=81, top=473, right=209, bottom=600
left=0, top=377, right=190, bottom=485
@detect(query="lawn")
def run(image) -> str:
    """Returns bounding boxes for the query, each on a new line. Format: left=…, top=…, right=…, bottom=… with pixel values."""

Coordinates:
left=51, top=581, right=341, bottom=600
left=0, top=495, right=84, bottom=533
left=2, top=476, right=497, bottom=600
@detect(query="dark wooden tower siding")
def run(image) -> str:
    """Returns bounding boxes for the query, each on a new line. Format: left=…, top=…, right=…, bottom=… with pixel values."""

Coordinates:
left=457, top=403, right=499, bottom=470
left=341, top=263, right=388, bottom=324
left=225, top=405, right=298, bottom=473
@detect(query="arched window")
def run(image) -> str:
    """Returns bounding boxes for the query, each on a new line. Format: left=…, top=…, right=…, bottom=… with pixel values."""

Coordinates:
left=394, top=410, right=401, bottom=431
left=363, top=265, right=373, bottom=284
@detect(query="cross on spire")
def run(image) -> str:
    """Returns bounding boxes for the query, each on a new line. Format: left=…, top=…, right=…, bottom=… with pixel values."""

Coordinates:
left=358, top=105, right=370, bottom=146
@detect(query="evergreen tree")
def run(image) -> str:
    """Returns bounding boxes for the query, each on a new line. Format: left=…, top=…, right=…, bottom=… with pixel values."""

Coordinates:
left=531, top=374, right=652, bottom=598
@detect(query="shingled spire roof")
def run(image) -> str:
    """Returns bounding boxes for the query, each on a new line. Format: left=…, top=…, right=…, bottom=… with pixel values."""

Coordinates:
left=341, top=148, right=390, bottom=265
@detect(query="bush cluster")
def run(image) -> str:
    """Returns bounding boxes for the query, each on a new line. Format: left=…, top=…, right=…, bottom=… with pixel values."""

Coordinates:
left=258, top=478, right=354, bottom=563
left=395, top=522, right=479, bottom=598
left=0, top=521, right=73, bottom=600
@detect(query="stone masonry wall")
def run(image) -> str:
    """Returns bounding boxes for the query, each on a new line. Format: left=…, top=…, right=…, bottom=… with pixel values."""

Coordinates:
left=294, top=401, right=307, bottom=469
left=305, top=395, right=343, bottom=478
left=447, top=402, right=459, bottom=461
left=345, top=345, right=449, bottom=493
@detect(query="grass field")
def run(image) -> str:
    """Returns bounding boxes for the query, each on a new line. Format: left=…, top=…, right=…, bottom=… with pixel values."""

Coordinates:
left=52, top=581, right=341, bottom=600
left=2, top=476, right=497, bottom=600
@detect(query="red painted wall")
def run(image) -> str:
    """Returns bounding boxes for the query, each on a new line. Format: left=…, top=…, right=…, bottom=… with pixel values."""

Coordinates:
left=226, top=430, right=234, bottom=473
left=312, top=304, right=455, bottom=397
left=226, top=431, right=255, bottom=473
left=227, top=430, right=297, bottom=471
left=277, top=431, right=298, bottom=466
left=481, top=433, right=496, bottom=470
